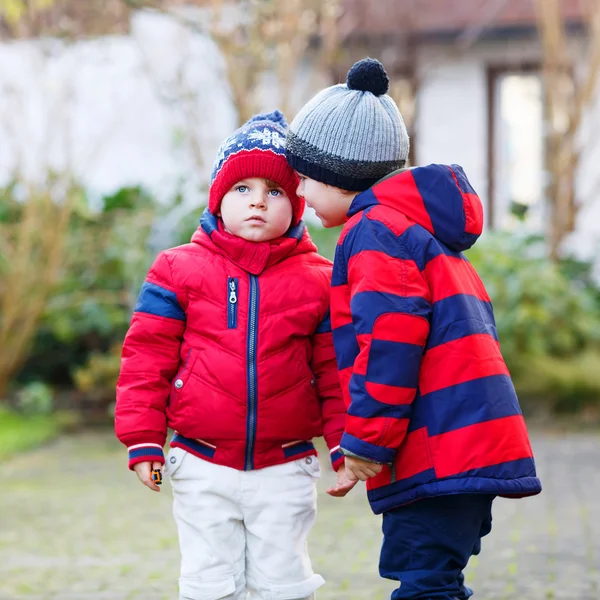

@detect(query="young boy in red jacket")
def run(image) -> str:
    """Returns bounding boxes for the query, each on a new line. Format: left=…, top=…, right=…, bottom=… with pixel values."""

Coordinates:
left=115, top=111, right=354, bottom=600
left=286, top=59, right=542, bottom=600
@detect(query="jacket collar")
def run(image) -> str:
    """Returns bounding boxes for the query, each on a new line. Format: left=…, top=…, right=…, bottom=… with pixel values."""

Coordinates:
left=191, top=208, right=314, bottom=275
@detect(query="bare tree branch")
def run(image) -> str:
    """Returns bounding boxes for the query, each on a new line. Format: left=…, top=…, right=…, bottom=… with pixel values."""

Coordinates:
left=535, top=0, right=600, bottom=259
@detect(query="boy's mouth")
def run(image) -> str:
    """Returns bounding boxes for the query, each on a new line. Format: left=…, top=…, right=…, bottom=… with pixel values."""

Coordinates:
left=247, top=215, right=266, bottom=223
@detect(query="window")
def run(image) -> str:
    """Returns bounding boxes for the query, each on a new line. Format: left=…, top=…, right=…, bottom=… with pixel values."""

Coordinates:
left=488, top=67, right=545, bottom=231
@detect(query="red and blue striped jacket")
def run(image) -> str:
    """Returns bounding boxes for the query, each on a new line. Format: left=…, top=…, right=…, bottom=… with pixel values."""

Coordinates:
left=115, top=210, right=345, bottom=473
left=333, top=164, right=542, bottom=514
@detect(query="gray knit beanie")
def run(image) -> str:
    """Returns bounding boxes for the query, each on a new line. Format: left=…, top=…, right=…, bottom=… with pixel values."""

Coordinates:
left=286, top=58, right=410, bottom=192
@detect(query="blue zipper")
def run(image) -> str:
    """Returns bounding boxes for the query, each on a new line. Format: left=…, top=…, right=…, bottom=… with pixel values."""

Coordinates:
left=245, top=274, right=259, bottom=470
left=227, top=277, right=238, bottom=329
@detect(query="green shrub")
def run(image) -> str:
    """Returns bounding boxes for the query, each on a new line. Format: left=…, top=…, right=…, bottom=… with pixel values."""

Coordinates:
left=466, top=233, right=600, bottom=364
left=13, top=186, right=158, bottom=412
left=72, top=343, right=122, bottom=412
left=15, top=382, right=54, bottom=415
left=514, top=351, right=600, bottom=413
left=467, top=232, right=600, bottom=412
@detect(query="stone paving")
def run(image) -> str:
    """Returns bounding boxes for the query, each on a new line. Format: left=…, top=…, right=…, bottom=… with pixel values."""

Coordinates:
left=0, top=431, right=599, bottom=600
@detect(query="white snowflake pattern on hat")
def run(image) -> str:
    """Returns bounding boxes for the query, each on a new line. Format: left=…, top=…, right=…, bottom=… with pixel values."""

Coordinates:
left=214, top=135, right=238, bottom=167
left=247, top=128, right=283, bottom=149
left=211, top=113, right=288, bottom=182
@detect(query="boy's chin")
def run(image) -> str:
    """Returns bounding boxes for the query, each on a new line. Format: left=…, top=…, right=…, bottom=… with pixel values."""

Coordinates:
left=318, top=215, right=343, bottom=228
left=238, top=233, right=275, bottom=243
left=235, top=228, right=281, bottom=243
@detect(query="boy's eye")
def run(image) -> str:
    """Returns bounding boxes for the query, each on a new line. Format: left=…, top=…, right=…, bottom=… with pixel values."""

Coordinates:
left=236, top=185, right=249, bottom=193
left=268, top=189, right=281, bottom=197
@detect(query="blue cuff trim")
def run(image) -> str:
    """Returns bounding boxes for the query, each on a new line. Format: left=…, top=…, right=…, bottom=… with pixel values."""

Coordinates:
left=341, top=432, right=395, bottom=464
left=128, top=447, right=164, bottom=461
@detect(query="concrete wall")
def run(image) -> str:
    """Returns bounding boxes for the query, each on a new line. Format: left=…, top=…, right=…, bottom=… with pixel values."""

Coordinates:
left=0, top=11, right=237, bottom=209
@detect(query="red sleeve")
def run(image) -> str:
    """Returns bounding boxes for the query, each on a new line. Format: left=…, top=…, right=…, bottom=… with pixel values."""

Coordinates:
left=114, top=251, right=186, bottom=469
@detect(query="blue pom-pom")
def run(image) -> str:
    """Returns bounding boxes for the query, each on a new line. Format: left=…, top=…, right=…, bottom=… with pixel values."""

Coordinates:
left=346, top=58, right=389, bottom=96
left=246, top=109, right=287, bottom=127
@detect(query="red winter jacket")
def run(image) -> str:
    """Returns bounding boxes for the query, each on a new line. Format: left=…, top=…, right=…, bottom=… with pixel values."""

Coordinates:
left=115, top=210, right=345, bottom=472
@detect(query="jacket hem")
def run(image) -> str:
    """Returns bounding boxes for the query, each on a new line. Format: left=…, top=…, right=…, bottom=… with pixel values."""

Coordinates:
left=171, top=433, right=318, bottom=471
left=367, top=476, right=543, bottom=514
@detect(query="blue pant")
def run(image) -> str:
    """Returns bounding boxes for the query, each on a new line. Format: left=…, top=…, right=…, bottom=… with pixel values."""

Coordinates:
left=380, top=494, right=494, bottom=599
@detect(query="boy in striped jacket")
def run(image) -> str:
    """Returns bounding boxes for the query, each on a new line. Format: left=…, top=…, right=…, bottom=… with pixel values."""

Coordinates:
left=286, top=58, right=542, bottom=600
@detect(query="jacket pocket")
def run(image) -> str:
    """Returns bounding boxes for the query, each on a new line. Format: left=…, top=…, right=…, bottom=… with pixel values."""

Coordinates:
left=227, top=277, right=238, bottom=329
left=169, top=349, right=197, bottom=408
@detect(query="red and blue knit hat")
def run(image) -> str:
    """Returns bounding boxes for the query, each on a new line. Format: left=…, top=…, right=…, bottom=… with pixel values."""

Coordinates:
left=209, top=110, right=304, bottom=225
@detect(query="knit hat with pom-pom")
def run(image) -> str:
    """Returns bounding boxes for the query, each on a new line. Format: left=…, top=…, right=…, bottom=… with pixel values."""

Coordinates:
left=209, top=110, right=304, bottom=225
left=286, top=58, right=410, bottom=192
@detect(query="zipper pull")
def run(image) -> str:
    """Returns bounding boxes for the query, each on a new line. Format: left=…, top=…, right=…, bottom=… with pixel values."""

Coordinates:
left=229, top=279, right=237, bottom=304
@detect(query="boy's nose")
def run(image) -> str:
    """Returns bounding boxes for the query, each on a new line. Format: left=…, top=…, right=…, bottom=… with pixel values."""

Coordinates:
left=250, top=192, right=267, bottom=209
left=296, top=181, right=304, bottom=198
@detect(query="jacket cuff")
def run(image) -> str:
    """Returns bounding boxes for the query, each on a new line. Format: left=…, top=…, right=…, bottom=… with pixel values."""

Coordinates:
left=340, top=433, right=395, bottom=465
left=329, top=445, right=345, bottom=471
left=127, top=443, right=165, bottom=470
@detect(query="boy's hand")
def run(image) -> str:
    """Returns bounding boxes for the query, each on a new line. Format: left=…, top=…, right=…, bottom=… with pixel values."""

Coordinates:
left=326, top=461, right=359, bottom=497
left=133, top=461, right=163, bottom=492
left=345, top=456, right=384, bottom=482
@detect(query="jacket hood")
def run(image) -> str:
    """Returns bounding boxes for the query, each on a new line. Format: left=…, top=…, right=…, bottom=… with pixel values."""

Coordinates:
left=348, top=164, right=484, bottom=252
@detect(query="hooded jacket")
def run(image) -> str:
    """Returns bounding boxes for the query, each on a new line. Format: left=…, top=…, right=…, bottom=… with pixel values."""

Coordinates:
left=115, top=210, right=345, bottom=472
left=332, top=164, right=542, bottom=514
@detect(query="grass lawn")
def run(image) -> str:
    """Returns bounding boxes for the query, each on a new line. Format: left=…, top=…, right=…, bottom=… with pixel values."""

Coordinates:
left=0, top=407, right=65, bottom=461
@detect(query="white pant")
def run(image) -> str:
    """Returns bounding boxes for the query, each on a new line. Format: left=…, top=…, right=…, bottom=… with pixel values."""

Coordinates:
left=166, top=447, right=325, bottom=600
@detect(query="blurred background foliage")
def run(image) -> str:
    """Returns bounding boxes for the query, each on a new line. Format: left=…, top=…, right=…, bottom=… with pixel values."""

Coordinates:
left=2, top=180, right=599, bottom=427
left=467, top=234, right=600, bottom=416
left=1, top=182, right=158, bottom=423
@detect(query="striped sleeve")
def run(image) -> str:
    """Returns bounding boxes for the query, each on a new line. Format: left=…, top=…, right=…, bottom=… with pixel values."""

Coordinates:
left=115, top=251, right=186, bottom=469
left=311, top=308, right=345, bottom=471
left=340, top=219, right=432, bottom=464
